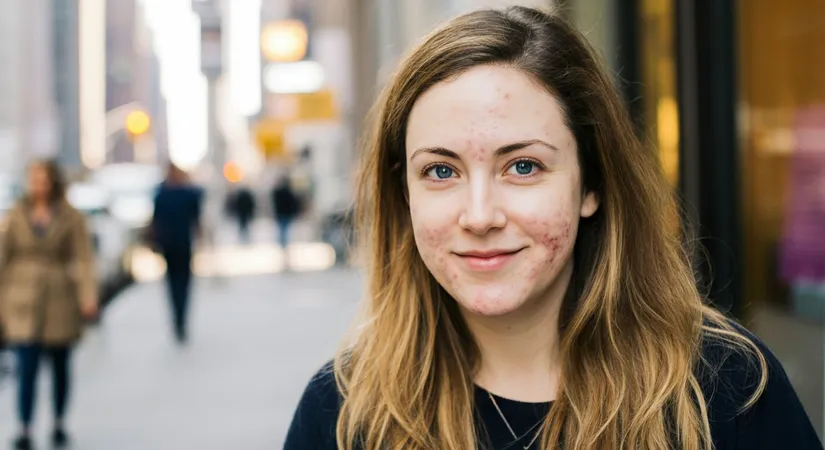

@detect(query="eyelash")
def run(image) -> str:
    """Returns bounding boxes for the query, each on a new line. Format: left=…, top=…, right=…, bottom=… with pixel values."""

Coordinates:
left=419, top=158, right=546, bottom=181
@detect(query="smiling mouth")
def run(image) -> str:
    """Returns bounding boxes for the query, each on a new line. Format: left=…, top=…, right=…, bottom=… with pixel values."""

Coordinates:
left=454, top=248, right=524, bottom=272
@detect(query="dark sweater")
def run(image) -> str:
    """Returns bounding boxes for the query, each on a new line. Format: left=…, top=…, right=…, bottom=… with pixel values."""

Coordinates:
left=284, top=331, right=822, bottom=449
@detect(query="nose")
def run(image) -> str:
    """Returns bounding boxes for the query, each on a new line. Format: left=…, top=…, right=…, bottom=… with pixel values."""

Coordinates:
left=458, top=177, right=506, bottom=235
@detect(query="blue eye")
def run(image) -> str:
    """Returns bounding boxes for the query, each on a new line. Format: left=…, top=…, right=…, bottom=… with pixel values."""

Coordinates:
left=509, top=160, right=536, bottom=176
left=427, top=165, right=454, bottom=179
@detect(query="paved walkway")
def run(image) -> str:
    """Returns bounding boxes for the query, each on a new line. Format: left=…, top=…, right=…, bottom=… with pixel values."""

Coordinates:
left=0, top=269, right=361, bottom=449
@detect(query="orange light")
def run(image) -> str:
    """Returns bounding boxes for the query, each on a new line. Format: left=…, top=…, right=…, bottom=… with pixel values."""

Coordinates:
left=261, top=20, right=308, bottom=62
left=223, top=161, right=243, bottom=183
left=125, top=110, right=151, bottom=136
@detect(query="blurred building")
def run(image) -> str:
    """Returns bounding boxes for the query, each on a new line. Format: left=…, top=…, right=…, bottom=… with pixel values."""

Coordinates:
left=52, top=0, right=84, bottom=169
left=106, top=0, right=169, bottom=164
left=0, top=0, right=61, bottom=177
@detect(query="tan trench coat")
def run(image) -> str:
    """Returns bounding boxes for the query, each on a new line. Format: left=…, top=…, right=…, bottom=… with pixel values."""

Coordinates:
left=0, top=200, right=97, bottom=345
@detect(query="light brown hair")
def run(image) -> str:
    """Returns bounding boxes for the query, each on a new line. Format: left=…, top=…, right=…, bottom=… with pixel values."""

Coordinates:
left=336, top=6, right=766, bottom=449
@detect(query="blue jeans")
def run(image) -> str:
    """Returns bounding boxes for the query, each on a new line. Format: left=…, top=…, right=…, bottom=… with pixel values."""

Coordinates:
left=14, top=345, right=72, bottom=427
left=277, top=218, right=293, bottom=250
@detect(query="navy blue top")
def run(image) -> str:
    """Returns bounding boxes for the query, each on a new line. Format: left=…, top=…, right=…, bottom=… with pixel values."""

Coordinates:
left=284, top=328, right=822, bottom=449
left=151, top=183, right=203, bottom=250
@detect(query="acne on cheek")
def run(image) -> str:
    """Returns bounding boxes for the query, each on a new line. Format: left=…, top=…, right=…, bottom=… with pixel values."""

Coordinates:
left=415, top=225, right=444, bottom=248
left=525, top=217, right=574, bottom=280
left=415, top=226, right=456, bottom=278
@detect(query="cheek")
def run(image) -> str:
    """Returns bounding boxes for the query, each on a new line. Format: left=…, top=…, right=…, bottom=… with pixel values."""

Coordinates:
left=411, top=206, right=451, bottom=256
left=523, top=213, right=576, bottom=280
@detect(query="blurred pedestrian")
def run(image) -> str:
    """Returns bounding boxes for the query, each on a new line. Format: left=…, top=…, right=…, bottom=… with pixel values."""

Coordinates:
left=284, top=7, right=819, bottom=450
left=0, top=160, right=98, bottom=450
left=271, top=176, right=301, bottom=263
left=151, top=164, right=203, bottom=344
left=227, top=186, right=256, bottom=244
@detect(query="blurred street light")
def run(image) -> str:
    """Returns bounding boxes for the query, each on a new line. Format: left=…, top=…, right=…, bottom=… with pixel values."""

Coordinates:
left=125, top=110, right=151, bottom=137
left=223, top=161, right=244, bottom=183
left=261, top=20, right=308, bottom=62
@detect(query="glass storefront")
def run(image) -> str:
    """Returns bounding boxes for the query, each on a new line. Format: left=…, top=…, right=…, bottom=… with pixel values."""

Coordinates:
left=739, top=0, right=825, bottom=314
left=568, top=0, right=824, bottom=436
left=738, top=0, right=825, bottom=433
left=639, top=0, right=678, bottom=186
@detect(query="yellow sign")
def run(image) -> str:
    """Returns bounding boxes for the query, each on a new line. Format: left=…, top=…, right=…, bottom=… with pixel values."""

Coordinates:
left=266, top=89, right=338, bottom=123
left=254, top=119, right=285, bottom=159
left=125, top=110, right=151, bottom=136
left=261, top=20, right=308, bottom=62
left=295, top=90, right=337, bottom=121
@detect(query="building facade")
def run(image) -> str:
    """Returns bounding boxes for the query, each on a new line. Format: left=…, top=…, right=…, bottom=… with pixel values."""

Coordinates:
left=0, top=0, right=60, bottom=178
left=52, top=0, right=82, bottom=169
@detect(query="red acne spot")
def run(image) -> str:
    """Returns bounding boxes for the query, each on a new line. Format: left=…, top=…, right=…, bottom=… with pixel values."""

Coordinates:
left=422, top=228, right=441, bottom=246
left=541, top=234, right=563, bottom=264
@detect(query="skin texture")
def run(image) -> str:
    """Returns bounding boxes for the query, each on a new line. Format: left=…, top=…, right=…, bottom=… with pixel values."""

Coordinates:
left=406, top=65, right=598, bottom=322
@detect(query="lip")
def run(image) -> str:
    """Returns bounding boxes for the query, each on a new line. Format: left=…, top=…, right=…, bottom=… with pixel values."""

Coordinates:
left=454, top=248, right=524, bottom=272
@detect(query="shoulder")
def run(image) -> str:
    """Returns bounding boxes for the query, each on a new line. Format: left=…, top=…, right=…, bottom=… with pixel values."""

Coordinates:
left=6, top=201, right=25, bottom=222
left=284, top=361, right=342, bottom=450
left=700, top=320, right=821, bottom=449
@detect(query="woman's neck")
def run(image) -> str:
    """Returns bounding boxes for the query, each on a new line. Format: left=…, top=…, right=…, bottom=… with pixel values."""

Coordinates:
left=464, top=262, right=572, bottom=403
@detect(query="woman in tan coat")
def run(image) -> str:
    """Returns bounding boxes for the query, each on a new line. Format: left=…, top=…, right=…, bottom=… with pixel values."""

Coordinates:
left=0, top=160, right=97, bottom=450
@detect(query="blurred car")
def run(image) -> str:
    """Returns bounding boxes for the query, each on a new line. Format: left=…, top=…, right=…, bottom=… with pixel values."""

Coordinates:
left=66, top=182, right=136, bottom=309
left=89, top=163, right=162, bottom=233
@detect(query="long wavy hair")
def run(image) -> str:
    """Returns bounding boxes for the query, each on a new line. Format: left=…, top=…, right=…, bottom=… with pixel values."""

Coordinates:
left=335, top=6, right=767, bottom=450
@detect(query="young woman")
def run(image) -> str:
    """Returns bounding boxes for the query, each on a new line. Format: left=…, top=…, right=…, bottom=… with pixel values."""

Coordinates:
left=0, top=160, right=98, bottom=449
left=284, top=6, right=821, bottom=450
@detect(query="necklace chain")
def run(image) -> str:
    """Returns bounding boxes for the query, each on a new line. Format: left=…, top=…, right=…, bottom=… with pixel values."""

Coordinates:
left=487, top=391, right=544, bottom=450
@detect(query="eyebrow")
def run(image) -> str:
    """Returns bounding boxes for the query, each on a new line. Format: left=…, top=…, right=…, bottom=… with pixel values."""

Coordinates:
left=410, top=139, right=559, bottom=161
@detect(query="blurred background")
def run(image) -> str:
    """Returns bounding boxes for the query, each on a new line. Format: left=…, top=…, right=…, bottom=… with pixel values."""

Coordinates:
left=0, top=0, right=823, bottom=448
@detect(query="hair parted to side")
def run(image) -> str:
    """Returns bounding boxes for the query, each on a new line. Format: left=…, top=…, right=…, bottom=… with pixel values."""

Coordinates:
left=336, top=6, right=767, bottom=450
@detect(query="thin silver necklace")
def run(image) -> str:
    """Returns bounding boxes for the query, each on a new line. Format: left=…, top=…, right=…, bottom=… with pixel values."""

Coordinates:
left=487, top=391, right=544, bottom=450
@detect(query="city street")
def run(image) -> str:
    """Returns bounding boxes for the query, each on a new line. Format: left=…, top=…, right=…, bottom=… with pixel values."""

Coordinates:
left=0, top=268, right=362, bottom=449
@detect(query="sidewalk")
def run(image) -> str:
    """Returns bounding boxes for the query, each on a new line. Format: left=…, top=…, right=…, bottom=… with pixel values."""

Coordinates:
left=0, top=269, right=362, bottom=449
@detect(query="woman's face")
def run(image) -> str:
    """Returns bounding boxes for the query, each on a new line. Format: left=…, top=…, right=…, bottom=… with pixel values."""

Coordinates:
left=405, top=65, right=598, bottom=317
left=27, top=164, right=52, bottom=201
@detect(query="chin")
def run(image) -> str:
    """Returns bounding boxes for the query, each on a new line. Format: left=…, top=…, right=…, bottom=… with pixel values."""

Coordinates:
left=452, top=285, right=527, bottom=317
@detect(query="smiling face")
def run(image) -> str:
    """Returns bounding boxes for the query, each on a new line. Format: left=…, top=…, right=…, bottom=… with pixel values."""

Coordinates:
left=405, top=65, right=598, bottom=318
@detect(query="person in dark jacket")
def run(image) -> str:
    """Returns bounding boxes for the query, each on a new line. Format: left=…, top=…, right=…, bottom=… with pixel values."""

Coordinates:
left=228, top=187, right=256, bottom=244
left=271, top=177, right=301, bottom=261
left=151, top=164, right=203, bottom=343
